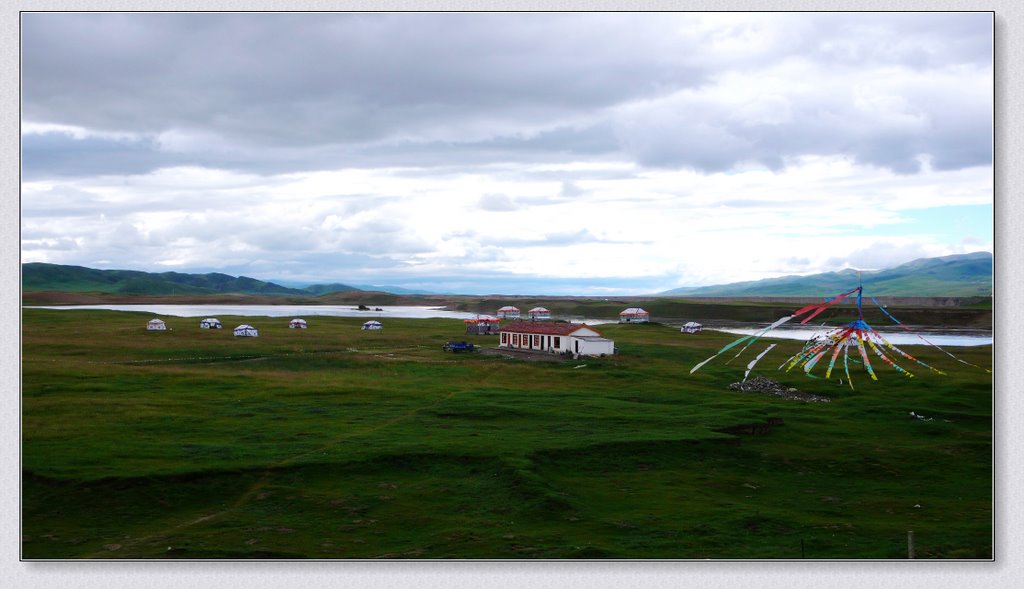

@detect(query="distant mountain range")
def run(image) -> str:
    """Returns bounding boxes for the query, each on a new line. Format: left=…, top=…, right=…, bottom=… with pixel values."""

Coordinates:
left=657, top=252, right=992, bottom=297
left=23, top=252, right=993, bottom=298
left=21, top=263, right=361, bottom=297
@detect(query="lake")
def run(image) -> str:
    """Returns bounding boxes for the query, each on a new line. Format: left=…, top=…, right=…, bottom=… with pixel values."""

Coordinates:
left=26, top=304, right=991, bottom=346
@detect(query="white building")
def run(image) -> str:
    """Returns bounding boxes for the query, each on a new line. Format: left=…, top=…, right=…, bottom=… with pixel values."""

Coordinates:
left=233, top=324, right=259, bottom=337
left=199, top=318, right=222, bottom=329
left=619, top=308, right=650, bottom=323
left=498, top=321, right=614, bottom=357
left=146, top=318, right=167, bottom=331
left=496, top=306, right=521, bottom=320
left=362, top=320, right=383, bottom=330
left=681, top=321, right=703, bottom=333
left=289, top=318, right=308, bottom=329
left=527, top=307, right=551, bottom=321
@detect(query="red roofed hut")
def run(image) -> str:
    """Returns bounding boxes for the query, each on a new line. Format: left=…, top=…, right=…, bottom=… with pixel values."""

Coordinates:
left=496, top=305, right=520, bottom=320
left=619, top=307, right=650, bottom=323
left=527, top=307, right=551, bottom=321
left=498, top=321, right=614, bottom=357
left=465, top=316, right=501, bottom=335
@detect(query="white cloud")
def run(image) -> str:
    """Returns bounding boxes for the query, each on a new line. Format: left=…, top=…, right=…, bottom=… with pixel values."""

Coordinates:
left=20, top=13, right=993, bottom=294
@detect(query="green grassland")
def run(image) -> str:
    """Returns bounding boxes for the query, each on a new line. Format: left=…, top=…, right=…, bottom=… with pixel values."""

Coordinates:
left=21, top=309, right=992, bottom=559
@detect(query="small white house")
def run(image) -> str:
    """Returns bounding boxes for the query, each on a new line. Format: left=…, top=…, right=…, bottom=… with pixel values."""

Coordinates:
left=619, top=307, right=650, bottom=323
left=527, top=307, right=551, bottom=321
left=146, top=318, right=167, bottom=331
left=496, top=306, right=521, bottom=320
left=289, top=318, right=308, bottom=329
left=199, top=318, right=222, bottom=329
left=362, top=320, right=383, bottom=330
left=498, top=321, right=614, bottom=357
left=681, top=321, right=703, bottom=334
left=233, top=324, right=259, bottom=337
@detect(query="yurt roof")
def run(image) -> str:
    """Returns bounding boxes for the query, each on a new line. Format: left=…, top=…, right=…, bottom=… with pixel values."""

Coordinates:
left=529, top=307, right=550, bottom=313
left=148, top=318, right=165, bottom=324
left=620, top=307, right=649, bottom=315
left=363, top=320, right=382, bottom=325
left=497, top=305, right=520, bottom=311
left=290, top=318, right=307, bottom=323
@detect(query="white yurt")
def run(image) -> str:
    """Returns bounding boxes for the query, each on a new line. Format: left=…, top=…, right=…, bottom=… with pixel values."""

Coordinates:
left=233, top=324, right=259, bottom=337
left=362, top=320, right=383, bottom=330
left=199, top=317, right=222, bottom=329
left=528, top=307, right=551, bottom=321
left=289, top=318, right=308, bottom=329
left=681, top=321, right=703, bottom=334
left=496, top=305, right=521, bottom=320
left=146, top=318, right=167, bottom=331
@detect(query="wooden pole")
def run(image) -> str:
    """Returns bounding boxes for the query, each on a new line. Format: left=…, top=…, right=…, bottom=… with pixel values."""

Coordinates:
left=907, top=530, right=915, bottom=559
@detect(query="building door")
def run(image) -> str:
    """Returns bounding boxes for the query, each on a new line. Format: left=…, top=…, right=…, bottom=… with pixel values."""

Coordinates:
left=574, top=340, right=579, bottom=354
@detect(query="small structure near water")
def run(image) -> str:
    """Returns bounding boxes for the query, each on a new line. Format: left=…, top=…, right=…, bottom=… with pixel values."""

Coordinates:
left=465, top=316, right=501, bottom=335
left=619, top=308, right=650, bottom=323
left=289, top=318, right=308, bottom=329
left=681, top=321, right=703, bottom=334
left=528, top=307, right=551, bottom=321
left=496, top=306, right=521, bottom=320
left=146, top=318, right=167, bottom=331
left=233, top=324, right=259, bottom=337
left=362, top=320, right=383, bottom=330
left=199, top=317, right=222, bottom=329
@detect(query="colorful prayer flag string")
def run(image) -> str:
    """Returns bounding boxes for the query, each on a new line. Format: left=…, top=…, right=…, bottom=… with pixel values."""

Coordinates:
left=691, top=281, right=989, bottom=387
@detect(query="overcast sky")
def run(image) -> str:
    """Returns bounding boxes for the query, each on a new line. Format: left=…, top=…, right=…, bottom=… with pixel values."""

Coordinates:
left=20, top=12, right=993, bottom=295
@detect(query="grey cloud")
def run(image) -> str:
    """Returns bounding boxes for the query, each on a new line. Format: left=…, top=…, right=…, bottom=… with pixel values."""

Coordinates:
left=478, top=193, right=518, bottom=212
left=476, top=229, right=647, bottom=249
left=22, top=12, right=991, bottom=179
left=824, top=242, right=933, bottom=271
left=560, top=181, right=585, bottom=198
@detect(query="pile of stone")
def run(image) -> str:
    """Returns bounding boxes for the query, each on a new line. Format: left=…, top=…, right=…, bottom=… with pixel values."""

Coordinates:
left=729, top=375, right=832, bottom=403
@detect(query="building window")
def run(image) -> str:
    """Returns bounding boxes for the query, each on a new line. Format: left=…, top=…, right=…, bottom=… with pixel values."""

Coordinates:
left=532, top=335, right=539, bottom=347
left=513, top=334, right=519, bottom=346
left=554, top=336, right=560, bottom=349
left=501, top=333, right=507, bottom=344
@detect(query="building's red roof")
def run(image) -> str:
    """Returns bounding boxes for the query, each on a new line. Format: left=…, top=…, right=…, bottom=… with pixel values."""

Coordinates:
left=498, top=321, right=601, bottom=336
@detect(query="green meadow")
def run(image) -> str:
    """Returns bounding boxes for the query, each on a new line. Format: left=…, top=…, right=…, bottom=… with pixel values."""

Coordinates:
left=21, top=308, right=992, bottom=559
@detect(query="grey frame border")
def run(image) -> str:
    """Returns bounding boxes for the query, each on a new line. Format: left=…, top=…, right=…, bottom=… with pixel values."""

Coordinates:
left=3, top=2, right=1019, bottom=588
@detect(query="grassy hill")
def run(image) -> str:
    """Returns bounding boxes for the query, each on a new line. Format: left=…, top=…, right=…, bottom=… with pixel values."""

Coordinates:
left=659, top=252, right=992, bottom=297
left=22, top=263, right=360, bottom=297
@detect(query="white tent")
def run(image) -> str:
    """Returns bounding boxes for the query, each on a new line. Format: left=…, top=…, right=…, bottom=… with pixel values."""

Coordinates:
left=199, top=318, right=222, bottom=329
left=528, top=307, right=551, bottom=321
left=289, top=318, right=308, bottom=329
left=362, top=320, right=383, bottom=330
left=619, top=308, right=650, bottom=323
left=233, top=324, right=259, bottom=337
left=496, top=306, right=520, bottom=319
left=681, top=321, right=703, bottom=334
left=146, top=318, right=167, bottom=331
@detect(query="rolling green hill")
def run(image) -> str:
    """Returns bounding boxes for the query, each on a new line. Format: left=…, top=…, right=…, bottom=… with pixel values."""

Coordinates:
left=21, top=263, right=359, bottom=296
left=659, top=252, right=992, bottom=297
